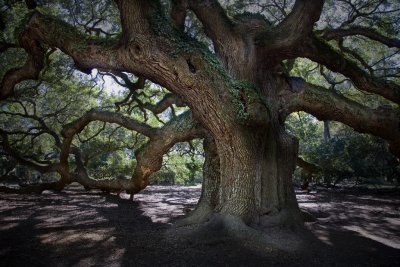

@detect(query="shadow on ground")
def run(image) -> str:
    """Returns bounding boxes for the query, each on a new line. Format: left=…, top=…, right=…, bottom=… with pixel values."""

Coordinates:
left=0, top=184, right=399, bottom=266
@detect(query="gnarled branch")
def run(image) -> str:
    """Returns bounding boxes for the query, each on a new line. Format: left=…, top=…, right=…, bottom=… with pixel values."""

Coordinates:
left=284, top=77, right=400, bottom=157
left=22, top=12, right=120, bottom=74
left=320, top=26, right=400, bottom=48
left=188, top=0, right=234, bottom=51
left=256, top=0, right=324, bottom=52
left=65, top=110, right=204, bottom=194
left=0, top=130, right=63, bottom=174
left=143, top=93, right=185, bottom=114
left=61, top=109, right=158, bottom=139
left=0, top=49, right=44, bottom=100
left=302, top=37, right=400, bottom=104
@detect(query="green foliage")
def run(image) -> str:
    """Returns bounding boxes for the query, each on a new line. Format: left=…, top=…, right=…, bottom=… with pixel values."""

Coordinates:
left=150, top=140, right=204, bottom=185
left=0, top=48, right=27, bottom=81
left=229, top=80, right=256, bottom=122
left=287, top=112, right=400, bottom=186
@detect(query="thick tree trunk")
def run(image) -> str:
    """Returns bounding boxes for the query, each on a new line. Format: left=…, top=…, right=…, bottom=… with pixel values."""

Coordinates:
left=176, top=57, right=304, bottom=228
left=183, top=121, right=302, bottom=229
left=258, top=125, right=302, bottom=229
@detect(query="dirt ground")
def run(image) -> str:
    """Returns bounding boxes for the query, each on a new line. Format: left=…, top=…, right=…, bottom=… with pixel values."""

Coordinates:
left=0, top=184, right=399, bottom=267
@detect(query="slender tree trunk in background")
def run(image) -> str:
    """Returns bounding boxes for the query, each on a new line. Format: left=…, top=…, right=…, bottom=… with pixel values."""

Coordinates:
left=324, top=121, right=331, bottom=142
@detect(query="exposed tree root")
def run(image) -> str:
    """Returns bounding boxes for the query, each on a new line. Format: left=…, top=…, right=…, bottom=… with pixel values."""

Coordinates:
left=300, top=209, right=317, bottom=222
left=259, top=208, right=304, bottom=230
left=175, top=202, right=213, bottom=227
left=171, top=212, right=307, bottom=253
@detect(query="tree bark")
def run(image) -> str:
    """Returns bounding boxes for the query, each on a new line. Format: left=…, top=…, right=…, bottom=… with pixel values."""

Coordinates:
left=179, top=73, right=303, bottom=228
left=177, top=134, right=220, bottom=226
left=182, top=121, right=302, bottom=229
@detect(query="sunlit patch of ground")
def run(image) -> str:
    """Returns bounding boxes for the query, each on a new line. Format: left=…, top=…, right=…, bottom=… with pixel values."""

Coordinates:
left=123, top=185, right=201, bottom=223
left=297, top=189, right=400, bottom=249
left=0, top=183, right=399, bottom=266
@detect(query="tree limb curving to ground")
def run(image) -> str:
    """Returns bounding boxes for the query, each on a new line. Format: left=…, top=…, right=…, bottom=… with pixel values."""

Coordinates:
left=0, top=0, right=399, bottom=241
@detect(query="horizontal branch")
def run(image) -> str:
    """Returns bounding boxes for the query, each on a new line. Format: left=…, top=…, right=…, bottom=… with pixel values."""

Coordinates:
left=0, top=11, right=121, bottom=100
left=302, top=37, right=400, bottom=104
left=23, top=12, right=120, bottom=74
left=320, top=26, right=400, bottom=48
left=0, top=129, right=63, bottom=173
left=61, top=109, right=157, bottom=139
left=69, top=111, right=204, bottom=193
left=284, top=77, right=400, bottom=157
left=144, top=93, right=185, bottom=114
left=1, top=104, right=204, bottom=195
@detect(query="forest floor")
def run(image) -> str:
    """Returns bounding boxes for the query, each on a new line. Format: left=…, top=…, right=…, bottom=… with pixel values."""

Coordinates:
left=0, top=183, right=399, bottom=267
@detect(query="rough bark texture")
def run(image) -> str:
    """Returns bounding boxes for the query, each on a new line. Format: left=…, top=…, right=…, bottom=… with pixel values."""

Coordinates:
left=177, top=134, right=220, bottom=226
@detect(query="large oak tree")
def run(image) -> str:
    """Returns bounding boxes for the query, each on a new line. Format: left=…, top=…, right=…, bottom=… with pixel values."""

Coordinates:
left=1, top=0, right=399, bottom=232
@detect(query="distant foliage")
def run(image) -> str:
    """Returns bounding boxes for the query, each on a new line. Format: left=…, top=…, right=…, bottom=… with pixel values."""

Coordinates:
left=287, top=112, right=400, bottom=187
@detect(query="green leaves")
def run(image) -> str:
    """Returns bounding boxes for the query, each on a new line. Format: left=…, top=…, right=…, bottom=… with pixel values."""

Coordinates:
left=287, top=113, right=399, bottom=186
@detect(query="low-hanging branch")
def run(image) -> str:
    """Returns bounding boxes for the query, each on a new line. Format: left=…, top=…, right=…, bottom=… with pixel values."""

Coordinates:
left=0, top=131, right=69, bottom=194
left=65, top=110, right=204, bottom=194
left=0, top=130, right=63, bottom=174
left=284, top=77, right=400, bottom=157
left=0, top=107, right=204, bottom=194
left=61, top=109, right=158, bottom=140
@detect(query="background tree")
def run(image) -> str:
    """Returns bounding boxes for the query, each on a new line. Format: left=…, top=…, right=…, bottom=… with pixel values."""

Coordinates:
left=0, top=0, right=399, bottom=235
left=287, top=112, right=400, bottom=188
